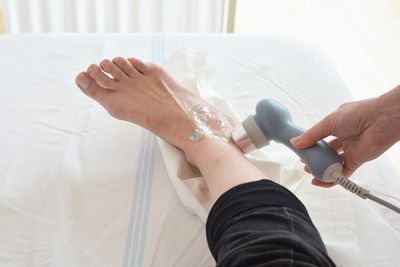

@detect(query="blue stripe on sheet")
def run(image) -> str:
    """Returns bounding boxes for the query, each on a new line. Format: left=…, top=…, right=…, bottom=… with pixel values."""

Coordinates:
left=135, top=34, right=164, bottom=267
left=123, top=33, right=164, bottom=267
left=136, top=132, right=156, bottom=267
left=123, top=131, right=146, bottom=267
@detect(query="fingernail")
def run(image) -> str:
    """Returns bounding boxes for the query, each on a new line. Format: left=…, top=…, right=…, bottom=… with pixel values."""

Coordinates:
left=290, top=136, right=302, bottom=146
left=76, top=73, right=89, bottom=89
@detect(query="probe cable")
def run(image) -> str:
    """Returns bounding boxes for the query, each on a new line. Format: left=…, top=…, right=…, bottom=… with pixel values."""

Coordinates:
left=333, top=173, right=400, bottom=214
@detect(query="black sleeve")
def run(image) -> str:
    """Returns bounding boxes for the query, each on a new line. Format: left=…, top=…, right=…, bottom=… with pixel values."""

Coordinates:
left=206, top=179, right=336, bottom=267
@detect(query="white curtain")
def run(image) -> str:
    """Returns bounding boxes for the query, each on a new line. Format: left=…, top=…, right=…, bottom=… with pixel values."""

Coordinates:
left=0, top=0, right=225, bottom=33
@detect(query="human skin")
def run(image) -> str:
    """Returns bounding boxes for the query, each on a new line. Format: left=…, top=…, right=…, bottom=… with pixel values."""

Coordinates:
left=75, top=57, right=267, bottom=201
left=291, top=85, right=400, bottom=187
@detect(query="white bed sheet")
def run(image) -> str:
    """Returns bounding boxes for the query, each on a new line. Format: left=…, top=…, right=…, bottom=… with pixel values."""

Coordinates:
left=0, top=34, right=399, bottom=267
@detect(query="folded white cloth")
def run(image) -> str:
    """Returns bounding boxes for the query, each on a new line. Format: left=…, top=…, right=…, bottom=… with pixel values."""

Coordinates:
left=158, top=48, right=400, bottom=267
left=158, top=49, right=282, bottom=222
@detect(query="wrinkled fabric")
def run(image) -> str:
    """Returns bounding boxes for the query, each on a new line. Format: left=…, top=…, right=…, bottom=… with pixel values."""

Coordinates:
left=207, top=180, right=336, bottom=267
left=0, top=34, right=399, bottom=267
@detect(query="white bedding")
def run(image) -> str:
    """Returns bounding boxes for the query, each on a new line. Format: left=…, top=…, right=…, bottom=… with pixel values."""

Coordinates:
left=0, top=34, right=399, bottom=267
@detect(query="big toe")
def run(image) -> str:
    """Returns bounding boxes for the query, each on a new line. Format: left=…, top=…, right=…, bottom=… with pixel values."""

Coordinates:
left=76, top=72, right=91, bottom=89
left=76, top=72, right=111, bottom=103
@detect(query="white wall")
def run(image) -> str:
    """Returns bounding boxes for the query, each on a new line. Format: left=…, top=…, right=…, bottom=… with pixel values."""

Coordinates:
left=234, top=0, right=400, bottom=172
left=0, top=0, right=224, bottom=33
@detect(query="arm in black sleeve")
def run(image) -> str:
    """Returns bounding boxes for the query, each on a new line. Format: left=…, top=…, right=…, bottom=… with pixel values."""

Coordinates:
left=206, top=179, right=336, bottom=267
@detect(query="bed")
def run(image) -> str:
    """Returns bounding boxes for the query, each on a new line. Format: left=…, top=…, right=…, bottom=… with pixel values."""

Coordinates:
left=0, top=34, right=399, bottom=267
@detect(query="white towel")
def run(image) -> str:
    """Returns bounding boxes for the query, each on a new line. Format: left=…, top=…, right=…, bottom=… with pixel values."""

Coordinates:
left=158, top=49, right=400, bottom=266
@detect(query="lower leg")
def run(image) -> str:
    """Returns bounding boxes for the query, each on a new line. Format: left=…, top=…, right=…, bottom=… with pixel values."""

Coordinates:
left=75, top=57, right=334, bottom=266
left=75, top=57, right=266, bottom=201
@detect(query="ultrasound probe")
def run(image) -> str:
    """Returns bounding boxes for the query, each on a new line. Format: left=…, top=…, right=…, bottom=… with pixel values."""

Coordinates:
left=232, top=99, right=400, bottom=214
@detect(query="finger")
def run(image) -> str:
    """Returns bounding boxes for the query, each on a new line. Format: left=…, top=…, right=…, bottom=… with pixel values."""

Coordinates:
left=76, top=72, right=112, bottom=104
left=338, top=152, right=350, bottom=175
left=328, top=138, right=343, bottom=152
left=311, top=178, right=336, bottom=188
left=337, top=152, right=354, bottom=177
left=113, top=57, right=139, bottom=77
left=299, top=138, right=341, bottom=164
left=339, top=152, right=344, bottom=162
left=100, top=59, right=126, bottom=81
left=290, top=114, right=334, bottom=148
left=342, top=153, right=359, bottom=177
left=342, top=165, right=356, bottom=177
left=304, top=165, right=311, bottom=173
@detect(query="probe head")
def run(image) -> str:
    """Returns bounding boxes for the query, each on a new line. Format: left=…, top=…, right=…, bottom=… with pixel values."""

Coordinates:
left=231, top=115, right=270, bottom=154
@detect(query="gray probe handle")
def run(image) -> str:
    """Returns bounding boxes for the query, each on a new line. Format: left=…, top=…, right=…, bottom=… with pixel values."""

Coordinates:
left=254, top=99, right=342, bottom=182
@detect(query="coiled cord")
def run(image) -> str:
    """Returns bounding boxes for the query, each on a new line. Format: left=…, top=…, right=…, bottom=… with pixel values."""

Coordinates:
left=333, top=173, right=400, bottom=214
left=334, top=174, right=369, bottom=199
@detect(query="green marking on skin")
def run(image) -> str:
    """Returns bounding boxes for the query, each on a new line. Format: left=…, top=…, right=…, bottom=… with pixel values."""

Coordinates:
left=189, top=129, right=203, bottom=142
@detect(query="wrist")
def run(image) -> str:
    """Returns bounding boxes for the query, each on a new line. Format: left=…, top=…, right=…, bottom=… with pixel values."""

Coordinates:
left=374, top=85, right=400, bottom=142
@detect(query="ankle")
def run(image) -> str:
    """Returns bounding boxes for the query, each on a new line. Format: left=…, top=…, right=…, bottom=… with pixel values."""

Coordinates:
left=182, top=137, right=243, bottom=167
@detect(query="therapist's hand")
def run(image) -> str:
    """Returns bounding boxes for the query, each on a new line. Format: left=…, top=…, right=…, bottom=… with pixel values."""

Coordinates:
left=290, top=85, right=400, bottom=187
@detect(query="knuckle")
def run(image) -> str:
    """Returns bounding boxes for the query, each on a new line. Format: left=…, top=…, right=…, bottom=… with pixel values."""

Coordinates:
left=323, top=113, right=336, bottom=133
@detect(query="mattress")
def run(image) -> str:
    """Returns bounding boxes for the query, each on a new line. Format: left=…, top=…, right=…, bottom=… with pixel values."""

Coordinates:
left=0, top=34, right=399, bottom=267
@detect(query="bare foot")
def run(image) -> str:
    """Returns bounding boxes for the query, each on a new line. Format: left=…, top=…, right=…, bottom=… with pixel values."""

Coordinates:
left=75, top=57, right=234, bottom=157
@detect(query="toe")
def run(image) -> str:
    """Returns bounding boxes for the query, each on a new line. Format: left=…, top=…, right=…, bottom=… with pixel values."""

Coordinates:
left=113, top=57, right=139, bottom=77
left=87, top=64, right=116, bottom=89
left=127, top=57, right=148, bottom=74
left=76, top=72, right=112, bottom=104
left=100, top=59, right=127, bottom=81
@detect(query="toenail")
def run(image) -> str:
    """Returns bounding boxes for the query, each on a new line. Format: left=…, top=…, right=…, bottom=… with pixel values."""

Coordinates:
left=113, top=57, right=122, bottom=63
left=76, top=73, right=90, bottom=88
left=88, top=64, right=96, bottom=72
left=100, top=60, right=109, bottom=68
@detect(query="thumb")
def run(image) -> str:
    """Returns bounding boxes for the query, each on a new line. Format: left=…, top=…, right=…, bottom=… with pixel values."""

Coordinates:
left=291, top=115, right=333, bottom=148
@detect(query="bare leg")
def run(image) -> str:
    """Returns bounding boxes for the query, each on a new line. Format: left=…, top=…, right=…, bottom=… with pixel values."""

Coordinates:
left=75, top=57, right=266, bottom=201
left=75, top=57, right=334, bottom=267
